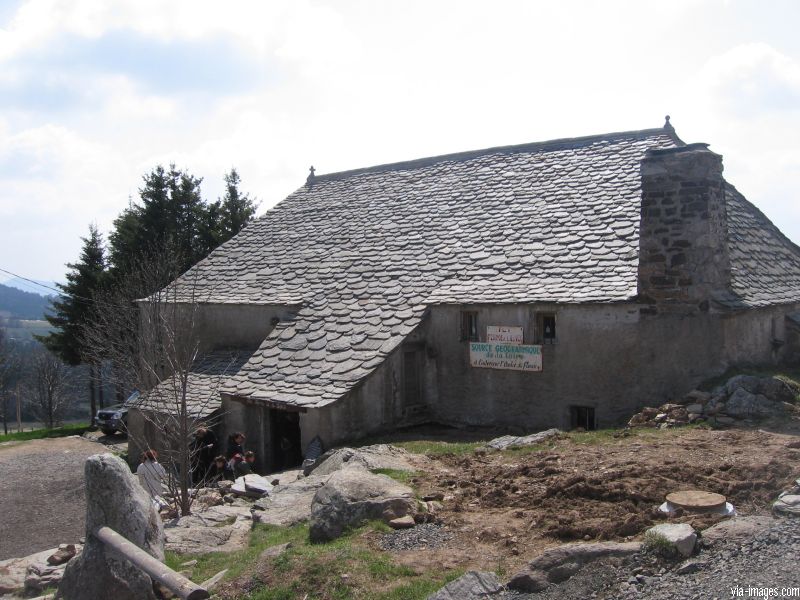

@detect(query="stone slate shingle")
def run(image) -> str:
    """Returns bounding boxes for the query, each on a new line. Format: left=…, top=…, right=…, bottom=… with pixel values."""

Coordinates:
left=132, top=351, right=250, bottom=417
left=715, top=185, right=800, bottom=309
left=165, top=127, right=679, bottom=409
left=164, top=125, right=800, bottom=410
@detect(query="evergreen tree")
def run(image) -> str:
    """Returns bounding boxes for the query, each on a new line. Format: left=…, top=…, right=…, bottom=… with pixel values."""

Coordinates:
left=41, top=225, right=106, bottom=365
left=39, top=225, right=107, bottom=422
left=218, top=168, right=258, bottom=243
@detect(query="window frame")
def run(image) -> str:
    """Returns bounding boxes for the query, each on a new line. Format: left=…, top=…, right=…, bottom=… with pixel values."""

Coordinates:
left=536, top=312, right=557, bottom=345
left=461, top=311, right=479, bottom=342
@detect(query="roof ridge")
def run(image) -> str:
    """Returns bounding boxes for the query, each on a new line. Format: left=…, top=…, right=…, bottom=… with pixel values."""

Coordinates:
left=313, top=126, right=678, bottom=183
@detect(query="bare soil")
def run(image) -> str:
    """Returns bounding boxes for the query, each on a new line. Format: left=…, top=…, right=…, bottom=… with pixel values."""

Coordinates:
left=385, top=425, right=800, bottom=577
left=0, top=436, right=110, bottom=560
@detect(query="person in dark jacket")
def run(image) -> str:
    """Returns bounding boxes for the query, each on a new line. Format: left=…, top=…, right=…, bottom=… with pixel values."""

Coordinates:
left=226, top=432, right=245, bottom=459
left=192, top=426, right=217, bottom=484
left=207, top=455, right=234, bottom=484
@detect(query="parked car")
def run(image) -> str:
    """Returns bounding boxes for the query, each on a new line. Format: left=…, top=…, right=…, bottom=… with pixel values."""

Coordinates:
left=95, top=393, right=136, bottom=435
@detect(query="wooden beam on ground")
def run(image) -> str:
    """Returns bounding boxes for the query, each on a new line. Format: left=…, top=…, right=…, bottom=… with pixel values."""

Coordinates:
left=93, top=526, right=209, bottom=600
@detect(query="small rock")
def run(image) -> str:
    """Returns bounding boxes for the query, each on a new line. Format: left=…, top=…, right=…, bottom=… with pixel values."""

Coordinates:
left=773, top=495, right=800, bottom=516
left=389, top=515, right=416, bottom=529
left=200, top=569, right=228, bottom=593
left=675, top=560, right=706, bottom=575
left=422, top=491, right=445, bottom=502
left=47, top=544, right=76, bottom=566
left=646, top=523, right=697, bottom=558
left=260, top=542, right=292, bottom=560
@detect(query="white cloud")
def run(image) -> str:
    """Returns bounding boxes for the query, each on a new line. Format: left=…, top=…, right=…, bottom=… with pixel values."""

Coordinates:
left=1, top=0, right=800, bottom=281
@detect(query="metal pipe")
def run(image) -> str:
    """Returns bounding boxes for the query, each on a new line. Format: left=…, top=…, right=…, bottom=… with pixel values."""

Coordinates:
left=93, top=526, right=209, bottom=600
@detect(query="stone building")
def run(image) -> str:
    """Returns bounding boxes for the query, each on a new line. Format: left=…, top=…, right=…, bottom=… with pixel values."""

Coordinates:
left=127, top=119, right=800, bottom=473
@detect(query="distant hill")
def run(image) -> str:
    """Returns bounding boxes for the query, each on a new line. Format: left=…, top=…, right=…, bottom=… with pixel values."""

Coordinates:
left=1, top=277, right=58, bottom=297
left=0, top=283, right=55, bottom=320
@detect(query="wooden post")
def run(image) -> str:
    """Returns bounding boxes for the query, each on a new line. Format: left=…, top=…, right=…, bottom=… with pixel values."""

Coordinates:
left=93, top=527, right=209, bottom=600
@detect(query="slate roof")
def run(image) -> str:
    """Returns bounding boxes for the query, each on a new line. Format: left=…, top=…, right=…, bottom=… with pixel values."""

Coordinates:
left=165, top=126, right=683, bottom=409
left=714, top=185, right=800, bottom=309
left=131, top=351, right=249, bottom=417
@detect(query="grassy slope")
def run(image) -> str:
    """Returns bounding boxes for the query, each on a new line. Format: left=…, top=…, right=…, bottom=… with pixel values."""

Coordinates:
left=0, top=423, right=91, bottom=442
left=166, top=522, right=462, bottom=600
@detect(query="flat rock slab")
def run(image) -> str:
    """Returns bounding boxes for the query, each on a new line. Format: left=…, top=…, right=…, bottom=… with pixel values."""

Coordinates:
left=701, top=516, right=774, bottom=544
left=508, top=541, right=642, bottom=592
left=0, top=548, right=53, bottom=596
left=253, top=472, right=330, bottom=526
left=486, top=429, right=561, bottom=451
left=0, top=437, right=104, bottom=561
left=427, top=571, right=503, bottom=599
left=306, top=444, right=422, bottom=477
left=164, top=505, right=252, bottom=554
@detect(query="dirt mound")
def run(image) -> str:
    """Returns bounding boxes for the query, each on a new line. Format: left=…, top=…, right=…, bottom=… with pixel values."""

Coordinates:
left=424, top=428, right=798, bottom=546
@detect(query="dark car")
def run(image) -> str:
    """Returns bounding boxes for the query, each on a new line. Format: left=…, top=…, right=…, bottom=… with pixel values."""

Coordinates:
left=95, top=399, right=132, bottom=436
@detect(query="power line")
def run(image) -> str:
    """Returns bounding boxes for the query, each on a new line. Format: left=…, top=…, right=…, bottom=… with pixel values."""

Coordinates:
left=0, top=267, right=66, bottom=297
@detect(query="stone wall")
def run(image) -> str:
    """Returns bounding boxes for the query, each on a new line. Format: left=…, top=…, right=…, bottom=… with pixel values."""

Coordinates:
left=638, top=144, right=732, bottom=312
left=301, top=301, right=800, bottom=445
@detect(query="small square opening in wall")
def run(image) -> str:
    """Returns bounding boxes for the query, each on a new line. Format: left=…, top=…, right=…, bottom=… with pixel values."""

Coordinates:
left=461, top=311, right=479, bottom=341
left=536, top=313, right=557, bottom=344
left=570, top=406, right=596, bottom=431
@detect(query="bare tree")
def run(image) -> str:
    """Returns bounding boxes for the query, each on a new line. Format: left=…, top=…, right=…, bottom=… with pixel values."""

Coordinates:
left=83, top=248, right=231, bottom=516
left=0, top=329, right=12, bottom=434
left=23, top=347, right=76, bottom=429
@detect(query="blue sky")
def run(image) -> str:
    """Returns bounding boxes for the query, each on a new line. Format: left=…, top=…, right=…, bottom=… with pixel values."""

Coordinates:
left=0, top=0, right=799, bottom=284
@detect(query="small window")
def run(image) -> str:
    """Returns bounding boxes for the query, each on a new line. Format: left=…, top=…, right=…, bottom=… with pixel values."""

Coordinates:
left=536, top=313, right=557, bottom=344
left=461, top=311, right=478, bottom=341
left=570, top=406, right=596, bottom=431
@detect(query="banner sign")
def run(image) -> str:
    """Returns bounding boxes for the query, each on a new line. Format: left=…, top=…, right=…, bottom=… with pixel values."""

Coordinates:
left=486, top=325, right=524, bottom=344
left=469, top=342, right=542, bottom=372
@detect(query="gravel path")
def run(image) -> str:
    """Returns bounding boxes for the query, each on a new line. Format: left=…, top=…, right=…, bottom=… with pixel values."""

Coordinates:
left=498, top=517, right=800, bottom=599
left=0, top=436, right=107, bottom=560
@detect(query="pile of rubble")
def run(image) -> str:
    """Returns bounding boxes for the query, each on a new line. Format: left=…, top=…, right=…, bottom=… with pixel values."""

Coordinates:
left=628, top=374, right=798, bottom=429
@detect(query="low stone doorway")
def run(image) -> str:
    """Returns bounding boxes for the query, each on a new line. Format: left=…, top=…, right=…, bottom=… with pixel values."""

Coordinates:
left=269, top=409, right=303, bottom=471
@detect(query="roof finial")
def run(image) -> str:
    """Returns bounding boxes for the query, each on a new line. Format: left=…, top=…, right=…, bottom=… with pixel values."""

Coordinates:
left=306, top=165, right=316, bottom=187
left=664, top=115, right=672, bottom=129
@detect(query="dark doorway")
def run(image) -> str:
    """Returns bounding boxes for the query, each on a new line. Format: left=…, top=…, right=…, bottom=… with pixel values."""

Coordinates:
left=269, top=409, right=303, bottom=472
left=570, top=406, right=596, bottom=431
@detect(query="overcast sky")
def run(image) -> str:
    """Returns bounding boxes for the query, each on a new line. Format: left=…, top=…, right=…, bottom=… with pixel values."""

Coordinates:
left=1, top=0, right=799, bottom=285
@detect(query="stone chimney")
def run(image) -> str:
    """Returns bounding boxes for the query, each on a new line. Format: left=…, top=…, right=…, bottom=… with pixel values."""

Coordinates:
left=637, top=144, right=732, bottom=312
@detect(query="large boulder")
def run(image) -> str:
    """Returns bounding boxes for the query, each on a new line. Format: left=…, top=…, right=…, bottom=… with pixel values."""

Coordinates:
left=305, top=444, right=420, bottom=477
left=725, top=388, right=782, bottom=418
left=507, top=541, right=641, bottom=592
left=309, top=467, right=417, bottom=542
left=427, top=571, right=503, bottom=599
left=56, top=453, right=165, bottom=600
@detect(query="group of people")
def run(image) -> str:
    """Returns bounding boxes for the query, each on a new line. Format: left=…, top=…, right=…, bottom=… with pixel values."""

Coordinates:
left=135, top=429, right=261, bottom=506
left=202, top=431, right=259, bottom=483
